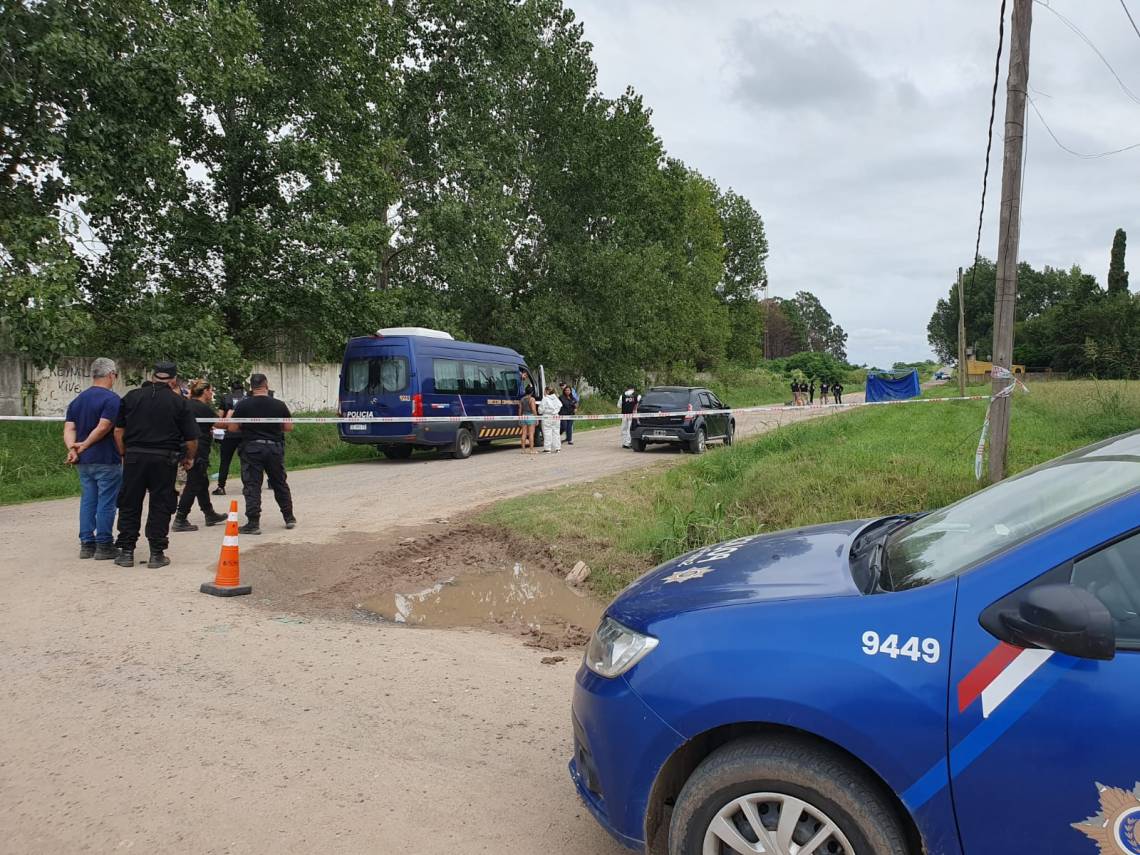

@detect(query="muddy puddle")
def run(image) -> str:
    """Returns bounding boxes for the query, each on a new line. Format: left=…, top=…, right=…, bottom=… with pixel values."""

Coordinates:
left=241, top=523, right=603, bottom=649
left=362, top=561, right=602, bottom=632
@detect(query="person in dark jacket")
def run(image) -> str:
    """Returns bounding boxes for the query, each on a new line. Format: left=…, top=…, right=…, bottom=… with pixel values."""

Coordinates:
left=559, top=384, right=578, bottom=446
left=229, top=373, right=295, bottom=534
left=820, top=380, right=830, bottom=404
left=213, top=380, right=245, bottom=495
left=809, top=379, right=816, bottom=405
left=172, top=380, right=227, bottom=532
left=113, top=361, right=199, bottom=568
left=833, top=380, right=844, bottom=404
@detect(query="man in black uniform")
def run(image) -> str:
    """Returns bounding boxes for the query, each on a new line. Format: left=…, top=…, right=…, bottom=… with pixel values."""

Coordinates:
left=213, top=380, right=245, bottom=495
left=229, top=373, right=295, bottom=534
left=113, top=362, right=199, bottom=568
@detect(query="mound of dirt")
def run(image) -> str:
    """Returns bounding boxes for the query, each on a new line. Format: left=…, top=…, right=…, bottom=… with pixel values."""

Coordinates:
left=238, top=522, right=603, bottom=649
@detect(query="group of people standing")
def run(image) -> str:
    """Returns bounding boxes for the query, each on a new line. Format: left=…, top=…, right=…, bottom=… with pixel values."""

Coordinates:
left=517, top=381, right=579, bottom=454
left=64, top=359, right=297, bottom=569
left=790, top=378, right=843, bottom=407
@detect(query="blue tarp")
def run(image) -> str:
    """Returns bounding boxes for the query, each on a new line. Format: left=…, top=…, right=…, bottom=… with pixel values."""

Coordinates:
left=865, top=369, right=921, bottom=402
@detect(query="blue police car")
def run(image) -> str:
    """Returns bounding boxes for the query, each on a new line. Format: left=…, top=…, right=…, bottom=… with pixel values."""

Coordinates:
left=571, top=430, right=1140, bottom=855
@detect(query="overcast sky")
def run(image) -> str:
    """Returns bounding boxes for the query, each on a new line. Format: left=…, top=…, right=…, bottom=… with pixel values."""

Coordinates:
left=565, top=0, right=1140, bottom=366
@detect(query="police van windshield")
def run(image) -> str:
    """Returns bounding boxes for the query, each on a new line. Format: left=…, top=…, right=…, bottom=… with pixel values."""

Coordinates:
left=346, top=356, right=408, bottom=395
left=883, top=431, right=1140, bottom=591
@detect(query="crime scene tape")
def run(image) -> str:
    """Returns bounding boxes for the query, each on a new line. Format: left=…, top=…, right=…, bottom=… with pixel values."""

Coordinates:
left=0, top=394, right=994, bottom=424
left=974, top=366, right=1030, bottom=480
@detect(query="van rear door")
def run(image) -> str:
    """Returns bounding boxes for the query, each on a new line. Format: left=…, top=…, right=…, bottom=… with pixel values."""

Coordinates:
left=340, top=345, right=415, bottom=440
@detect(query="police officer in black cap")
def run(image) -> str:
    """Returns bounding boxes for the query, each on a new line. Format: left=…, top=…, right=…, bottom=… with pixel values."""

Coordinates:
left=228, top=372, right=295, bottom=534
left=112, top=361, right=199, bottom=568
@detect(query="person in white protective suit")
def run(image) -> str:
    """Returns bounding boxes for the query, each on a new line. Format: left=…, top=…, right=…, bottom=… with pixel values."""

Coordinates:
left=538, top=386, right=563, bottom=453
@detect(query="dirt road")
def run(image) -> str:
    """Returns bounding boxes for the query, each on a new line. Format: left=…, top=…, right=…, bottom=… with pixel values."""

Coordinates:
left=0, top=403, right=855, bottom=854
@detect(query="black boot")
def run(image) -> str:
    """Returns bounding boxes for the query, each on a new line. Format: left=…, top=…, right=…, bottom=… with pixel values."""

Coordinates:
left=212, top=484, right=226, bottom=496
left=283, top=515, right=297, bottom=530
left=239, top=518, right=261, bottom=535
left=204, top=510, right=228, bottom=527
left=171, top=515, right=198, bottom=532
left=147, top=550, right=170, bottom=569
left=114, top=549, right=135, bottom=568
left=94, top=543, right=119, bottom=561
left=79, top=542, right=96, bottom=559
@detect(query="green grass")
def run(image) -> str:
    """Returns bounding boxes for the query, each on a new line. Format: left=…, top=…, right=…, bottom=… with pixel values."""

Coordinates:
left=478, top=380, right=1140, bottom=597
left=0, top=413, right=374, bottom=506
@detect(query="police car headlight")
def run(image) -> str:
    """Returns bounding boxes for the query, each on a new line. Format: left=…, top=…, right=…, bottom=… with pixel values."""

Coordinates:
left=585, top=617, right=658, bottom=678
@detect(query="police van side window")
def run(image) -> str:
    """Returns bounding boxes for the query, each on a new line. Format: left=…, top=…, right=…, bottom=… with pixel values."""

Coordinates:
left=1071, top=531, right=1140, bottom=648
left=497, top=369, right=518, bottom=396
left=461, top=362, right=497, bottom=394
left=433, top=359, right=461, bottom=393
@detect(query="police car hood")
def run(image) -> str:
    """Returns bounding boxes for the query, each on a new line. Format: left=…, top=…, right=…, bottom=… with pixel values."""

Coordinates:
left=606, top=521, right=866, bottom=631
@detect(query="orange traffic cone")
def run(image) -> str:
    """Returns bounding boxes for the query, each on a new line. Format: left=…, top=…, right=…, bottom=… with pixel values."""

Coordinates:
left=200, top=500, right=252, bottom=597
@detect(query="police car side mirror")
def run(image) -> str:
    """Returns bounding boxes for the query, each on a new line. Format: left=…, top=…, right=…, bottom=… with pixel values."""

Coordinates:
left=988, top=584, right=1115, bottom=661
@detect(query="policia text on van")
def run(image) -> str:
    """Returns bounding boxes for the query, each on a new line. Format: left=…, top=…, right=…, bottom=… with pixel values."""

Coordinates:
left=338, top=328, right=542, bottom=460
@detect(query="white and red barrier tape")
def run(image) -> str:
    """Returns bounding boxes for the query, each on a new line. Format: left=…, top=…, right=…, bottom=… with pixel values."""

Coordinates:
left=974, top=366, right=1030, bottom=480
left=0, top=394, right=994, bottom=424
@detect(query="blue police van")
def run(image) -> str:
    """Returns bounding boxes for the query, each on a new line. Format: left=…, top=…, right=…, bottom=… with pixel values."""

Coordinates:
left=338, top=328, right=539, bottom=459
left=572, top=430, right=1140, bottom=855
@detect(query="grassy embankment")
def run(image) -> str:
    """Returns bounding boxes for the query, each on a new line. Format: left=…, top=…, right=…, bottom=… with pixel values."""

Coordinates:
left=0, top=414, right=372, bottom=506
left=480, top=380, right=1140, bottom=597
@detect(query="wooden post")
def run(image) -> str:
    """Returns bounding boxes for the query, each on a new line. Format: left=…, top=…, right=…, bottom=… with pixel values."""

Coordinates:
left=957, top=266, right=967, bottom=398
left=988, top=0, right=1032, bottom=482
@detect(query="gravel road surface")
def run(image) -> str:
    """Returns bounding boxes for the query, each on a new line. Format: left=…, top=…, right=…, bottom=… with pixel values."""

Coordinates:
left=0, top=402, right=855, bottom=853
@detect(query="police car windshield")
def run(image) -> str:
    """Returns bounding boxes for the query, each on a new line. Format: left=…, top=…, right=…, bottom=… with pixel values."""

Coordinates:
left=883, top=431, right=1140, bottom=591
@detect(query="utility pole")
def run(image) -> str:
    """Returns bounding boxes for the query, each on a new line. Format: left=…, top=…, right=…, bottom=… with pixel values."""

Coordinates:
left=957, top=266, right=967, bottom=398
left=989, top=0, right=1032, bottom=482
left=761, top=277, right=770, bottom=360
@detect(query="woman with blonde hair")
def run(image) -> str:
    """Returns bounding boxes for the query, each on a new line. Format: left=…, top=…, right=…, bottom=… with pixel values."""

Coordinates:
left=172, top=380, right=227, bottom=531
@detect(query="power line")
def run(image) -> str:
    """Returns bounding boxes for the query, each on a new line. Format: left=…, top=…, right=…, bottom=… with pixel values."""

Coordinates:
left=1033, top=0, right=1140, bottom=106
left=1121, top=0, right=1140, bottom=41
left=1028, top=95, right=1140, bottom=157
left=965, top=0, right=1008, bottom=296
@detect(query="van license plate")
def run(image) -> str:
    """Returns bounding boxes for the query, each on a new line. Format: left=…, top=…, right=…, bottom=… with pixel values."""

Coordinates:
left=349, top=424, right=368, bottom=431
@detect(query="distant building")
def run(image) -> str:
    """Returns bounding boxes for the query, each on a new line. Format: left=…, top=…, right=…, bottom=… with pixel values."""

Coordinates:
left=965, top=359, right=1025, bottom=384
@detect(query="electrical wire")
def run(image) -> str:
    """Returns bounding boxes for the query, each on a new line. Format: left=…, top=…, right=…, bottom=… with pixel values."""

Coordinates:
left=1028, top=95, right=1140, bottom=157
left=965, top=0, right=1008, bottom=301
left=1033, top=0, right=1140, bottom=106
left=1121, top=0, right=1140, bottom=41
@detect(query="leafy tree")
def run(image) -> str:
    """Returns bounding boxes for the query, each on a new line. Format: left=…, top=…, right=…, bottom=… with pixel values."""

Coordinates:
left=783, top=351, right=848, bottom=384
left=713, top=187, right=767, bottom=363
left=930, top=254, right=1140, bottom=377
left=791, top=290, right=847, bottom=360
left=1108, top=228, right=1129, bottom=295
left=3, top=0, right=787, bottom=394
left=764, top=298, right=807, bottom=358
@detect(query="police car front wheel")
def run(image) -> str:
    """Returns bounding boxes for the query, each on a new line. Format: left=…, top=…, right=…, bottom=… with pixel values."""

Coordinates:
left=668, top=736, right=911, bottom=855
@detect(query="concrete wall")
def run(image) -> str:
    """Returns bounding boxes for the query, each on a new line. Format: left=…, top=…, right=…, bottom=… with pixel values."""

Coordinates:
left=0, top=355, right=23, bottom=416
left=8, top=356, right=342, bottom=416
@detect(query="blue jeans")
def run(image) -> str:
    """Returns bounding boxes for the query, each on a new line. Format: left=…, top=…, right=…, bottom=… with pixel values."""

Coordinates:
left=78, top=463, right=123, bottom=544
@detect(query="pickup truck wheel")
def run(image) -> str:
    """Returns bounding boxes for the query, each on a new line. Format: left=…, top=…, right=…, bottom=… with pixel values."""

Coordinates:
left=452, top=427, right=474, bottom=460
left=668, top=736, right=910, bottom=855
left=724, top=422, right=734, bottom=447
left=631, top=438, right=646, bottom=453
